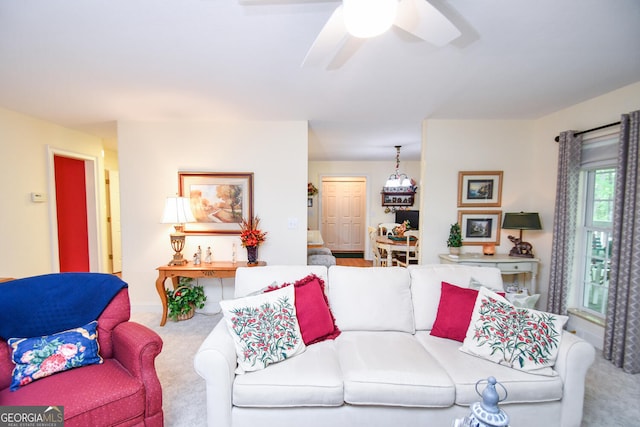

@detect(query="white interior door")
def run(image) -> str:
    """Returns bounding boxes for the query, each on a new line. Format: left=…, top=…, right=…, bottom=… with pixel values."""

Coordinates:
left=107, top=170, right=122, bottom=273
left=321, top=177, right=365, bottom=252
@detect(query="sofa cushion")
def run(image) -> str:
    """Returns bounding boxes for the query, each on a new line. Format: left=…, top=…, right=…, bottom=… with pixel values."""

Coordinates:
left=336, top=331, right=455, bottom=407
left=234, top=266, right=328, bottom=298
left=460, top=287, right=568, bottom=376
left=415, top=332, right=563, bottom=405
left=408, top=265, right=503, bottom=331
left=233, top=340, right=343, bottom=407
left=267, top=274, right=340, bottom=345
left=328, top=266, right=414, bottom=333
left=0, top=359, right=145, bottom=425
left=220, top=286, right=306, bottom=374
left=431, top=282, right=505, bottom=342
left=8, top=320, right=103, bottom=391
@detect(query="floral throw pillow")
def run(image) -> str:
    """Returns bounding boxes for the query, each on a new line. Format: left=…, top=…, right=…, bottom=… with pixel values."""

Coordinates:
left=8, top=320, right=103, bottom=391
left=460, top=287, right=568, bottom=376
left=220, top=286, right=305, bottom=374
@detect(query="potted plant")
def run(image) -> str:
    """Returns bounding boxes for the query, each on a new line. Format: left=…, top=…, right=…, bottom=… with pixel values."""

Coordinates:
left=166, top=277, right=206, bottom=321
left=447, top=223, right=463, bottom=255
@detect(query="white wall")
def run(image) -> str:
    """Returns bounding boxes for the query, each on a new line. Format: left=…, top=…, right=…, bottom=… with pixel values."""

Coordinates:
left=421, top=81, right=640, bottom=334
left=0, top=107, right=108, bottom=278
left=117, top=120, right=309, bottom=310
left=308, top=160, right=421, bottom=259
left=421, top=119, right=537, bottom=261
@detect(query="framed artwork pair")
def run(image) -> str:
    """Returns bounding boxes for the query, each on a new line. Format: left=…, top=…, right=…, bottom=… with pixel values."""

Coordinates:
left=457, top=171, right=503, bottom=246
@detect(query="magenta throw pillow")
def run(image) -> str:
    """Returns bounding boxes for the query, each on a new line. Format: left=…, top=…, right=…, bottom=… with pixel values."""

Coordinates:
left=430, top=281, right=504, bottom=342
left=268, top=274, right=340, bottom=345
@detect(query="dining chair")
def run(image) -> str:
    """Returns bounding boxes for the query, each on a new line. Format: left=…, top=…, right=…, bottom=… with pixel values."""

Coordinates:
left=378, top=222, right=400, bottom=237
left=369, top=226, right=388, bottom=267
left=394, top=230, right=420, bottom=267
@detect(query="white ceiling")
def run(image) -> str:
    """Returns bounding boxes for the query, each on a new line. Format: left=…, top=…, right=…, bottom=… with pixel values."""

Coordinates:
left=1, top=0, right=639, bottom=161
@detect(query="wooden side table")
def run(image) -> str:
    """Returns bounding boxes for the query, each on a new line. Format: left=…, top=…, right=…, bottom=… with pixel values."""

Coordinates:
left=155, top=261, right=266, bottom=326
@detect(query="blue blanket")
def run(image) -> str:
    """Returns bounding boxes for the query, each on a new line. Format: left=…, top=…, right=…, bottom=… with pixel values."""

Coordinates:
left=0, top=272, right=127, bottom=339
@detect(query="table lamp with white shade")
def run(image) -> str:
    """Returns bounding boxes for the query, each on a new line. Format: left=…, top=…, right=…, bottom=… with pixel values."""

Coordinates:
left=161, top=196, right=196, bottom=266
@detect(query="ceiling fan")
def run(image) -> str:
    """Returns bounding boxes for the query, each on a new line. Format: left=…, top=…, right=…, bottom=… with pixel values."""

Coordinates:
left=240, top=0, right=461, bottom=69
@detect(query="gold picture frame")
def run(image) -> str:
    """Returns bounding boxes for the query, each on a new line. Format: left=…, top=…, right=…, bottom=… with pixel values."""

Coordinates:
left=178, top=172, right=253, bottom=235
left=457, top=171, right=503, bottom=207
left=458, top=210, right=502, bottom=245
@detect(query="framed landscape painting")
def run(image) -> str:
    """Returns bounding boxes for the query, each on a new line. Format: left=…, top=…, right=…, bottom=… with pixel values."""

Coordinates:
left=179, top=172, right=253, bottom=234
left=457, top=171, right=503, bottom=207
left=458, top=210, right=502, bottom=245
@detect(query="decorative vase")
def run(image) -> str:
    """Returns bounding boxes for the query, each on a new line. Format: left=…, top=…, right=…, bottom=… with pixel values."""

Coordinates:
left=246, top=245, right=258, bottom=265
left=449, top=247, right=461, bottom=256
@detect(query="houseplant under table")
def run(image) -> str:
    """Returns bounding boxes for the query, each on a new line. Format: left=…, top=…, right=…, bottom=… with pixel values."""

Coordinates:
left=166, top=277, right=206, bottom=321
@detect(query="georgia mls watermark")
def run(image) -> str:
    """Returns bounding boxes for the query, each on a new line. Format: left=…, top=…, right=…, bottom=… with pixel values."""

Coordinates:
left=0, top=406, right=64, bottom=427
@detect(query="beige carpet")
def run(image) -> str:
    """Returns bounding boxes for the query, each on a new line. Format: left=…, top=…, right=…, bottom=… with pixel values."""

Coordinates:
left=132, top=312, right=639, bottom=427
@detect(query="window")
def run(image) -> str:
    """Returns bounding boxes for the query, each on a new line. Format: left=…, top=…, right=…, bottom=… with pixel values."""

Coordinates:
left=577, top=168, right=615, bottom=316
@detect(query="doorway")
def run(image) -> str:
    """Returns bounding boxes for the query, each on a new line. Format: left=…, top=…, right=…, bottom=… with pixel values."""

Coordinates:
left=106, top=169, right=122, bottom=273
left=320, top=177, right=366, bottom=253
left=48, top=147, right=102, bottom=272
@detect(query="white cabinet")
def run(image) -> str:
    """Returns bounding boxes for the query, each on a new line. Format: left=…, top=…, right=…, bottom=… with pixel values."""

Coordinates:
left=438, top=254, right=540, bottom=294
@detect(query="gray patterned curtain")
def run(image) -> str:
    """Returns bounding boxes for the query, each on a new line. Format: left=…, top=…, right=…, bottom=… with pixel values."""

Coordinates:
left=604, top=110, right=640, bottom=374
left=547, top=131, right=582, bottom=315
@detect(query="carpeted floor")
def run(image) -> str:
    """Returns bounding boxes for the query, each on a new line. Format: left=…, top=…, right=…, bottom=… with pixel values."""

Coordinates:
left=132, top=312, right=640, bottom=427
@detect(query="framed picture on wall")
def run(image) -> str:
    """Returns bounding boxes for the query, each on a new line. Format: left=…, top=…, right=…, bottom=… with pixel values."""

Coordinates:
left=457, top=171, right=503, bottom=207
left=178, top=172, right=253, bottom=234
left=458, top=210, right=502, bottom=245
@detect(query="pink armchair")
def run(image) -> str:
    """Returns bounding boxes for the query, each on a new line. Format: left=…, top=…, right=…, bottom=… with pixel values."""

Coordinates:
left=0, top=276, right=163, bottom=427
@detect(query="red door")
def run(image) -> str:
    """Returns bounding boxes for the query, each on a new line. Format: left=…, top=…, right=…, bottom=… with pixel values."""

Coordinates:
left=54, top=155, right=90, bottom=272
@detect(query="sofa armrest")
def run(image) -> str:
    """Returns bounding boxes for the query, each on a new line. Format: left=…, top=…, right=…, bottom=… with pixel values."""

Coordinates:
left=553, top=331, right=595, bottom=427
left=194, top=320, right=237, bottom=427
left=112, top=321, right=164, bottom=424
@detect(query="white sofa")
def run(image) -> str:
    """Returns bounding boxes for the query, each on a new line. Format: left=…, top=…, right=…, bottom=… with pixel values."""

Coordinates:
left=194, top=265, right=595, bottom=427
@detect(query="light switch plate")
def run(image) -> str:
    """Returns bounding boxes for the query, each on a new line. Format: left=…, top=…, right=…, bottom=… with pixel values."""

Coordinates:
left=31, top=192, right=48, bottom=202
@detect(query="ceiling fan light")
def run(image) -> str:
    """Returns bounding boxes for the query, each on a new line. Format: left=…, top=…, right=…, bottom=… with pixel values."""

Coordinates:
left=343, top=0, right=398, bottom=39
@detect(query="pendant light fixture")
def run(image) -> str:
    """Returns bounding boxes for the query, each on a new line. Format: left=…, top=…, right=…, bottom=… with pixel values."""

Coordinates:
left=384, top=145, right=416, bottom=191
left=381, top=145, right=417, bottom=212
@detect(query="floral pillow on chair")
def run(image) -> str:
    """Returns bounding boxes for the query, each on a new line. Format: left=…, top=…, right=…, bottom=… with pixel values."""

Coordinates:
left=8, top=320, right=103, bottom=391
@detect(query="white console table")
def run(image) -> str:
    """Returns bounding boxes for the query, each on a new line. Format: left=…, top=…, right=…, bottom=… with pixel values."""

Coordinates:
left=438, top=253, right=540, bottom=294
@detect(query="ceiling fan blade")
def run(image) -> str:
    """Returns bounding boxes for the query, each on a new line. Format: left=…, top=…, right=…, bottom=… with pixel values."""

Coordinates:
left=394, top=0, right=461, bottom=47
left=326, top=36, right=366, bottom=70
left=301, top=5, right=350, bottom=68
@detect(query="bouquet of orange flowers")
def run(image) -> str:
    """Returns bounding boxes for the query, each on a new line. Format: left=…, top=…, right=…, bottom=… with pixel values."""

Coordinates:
left=240, top=216, right=267, bottom=247
left=307, top=182, right=319, bottom=197
left=393, top=220, right=410, bottom=236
